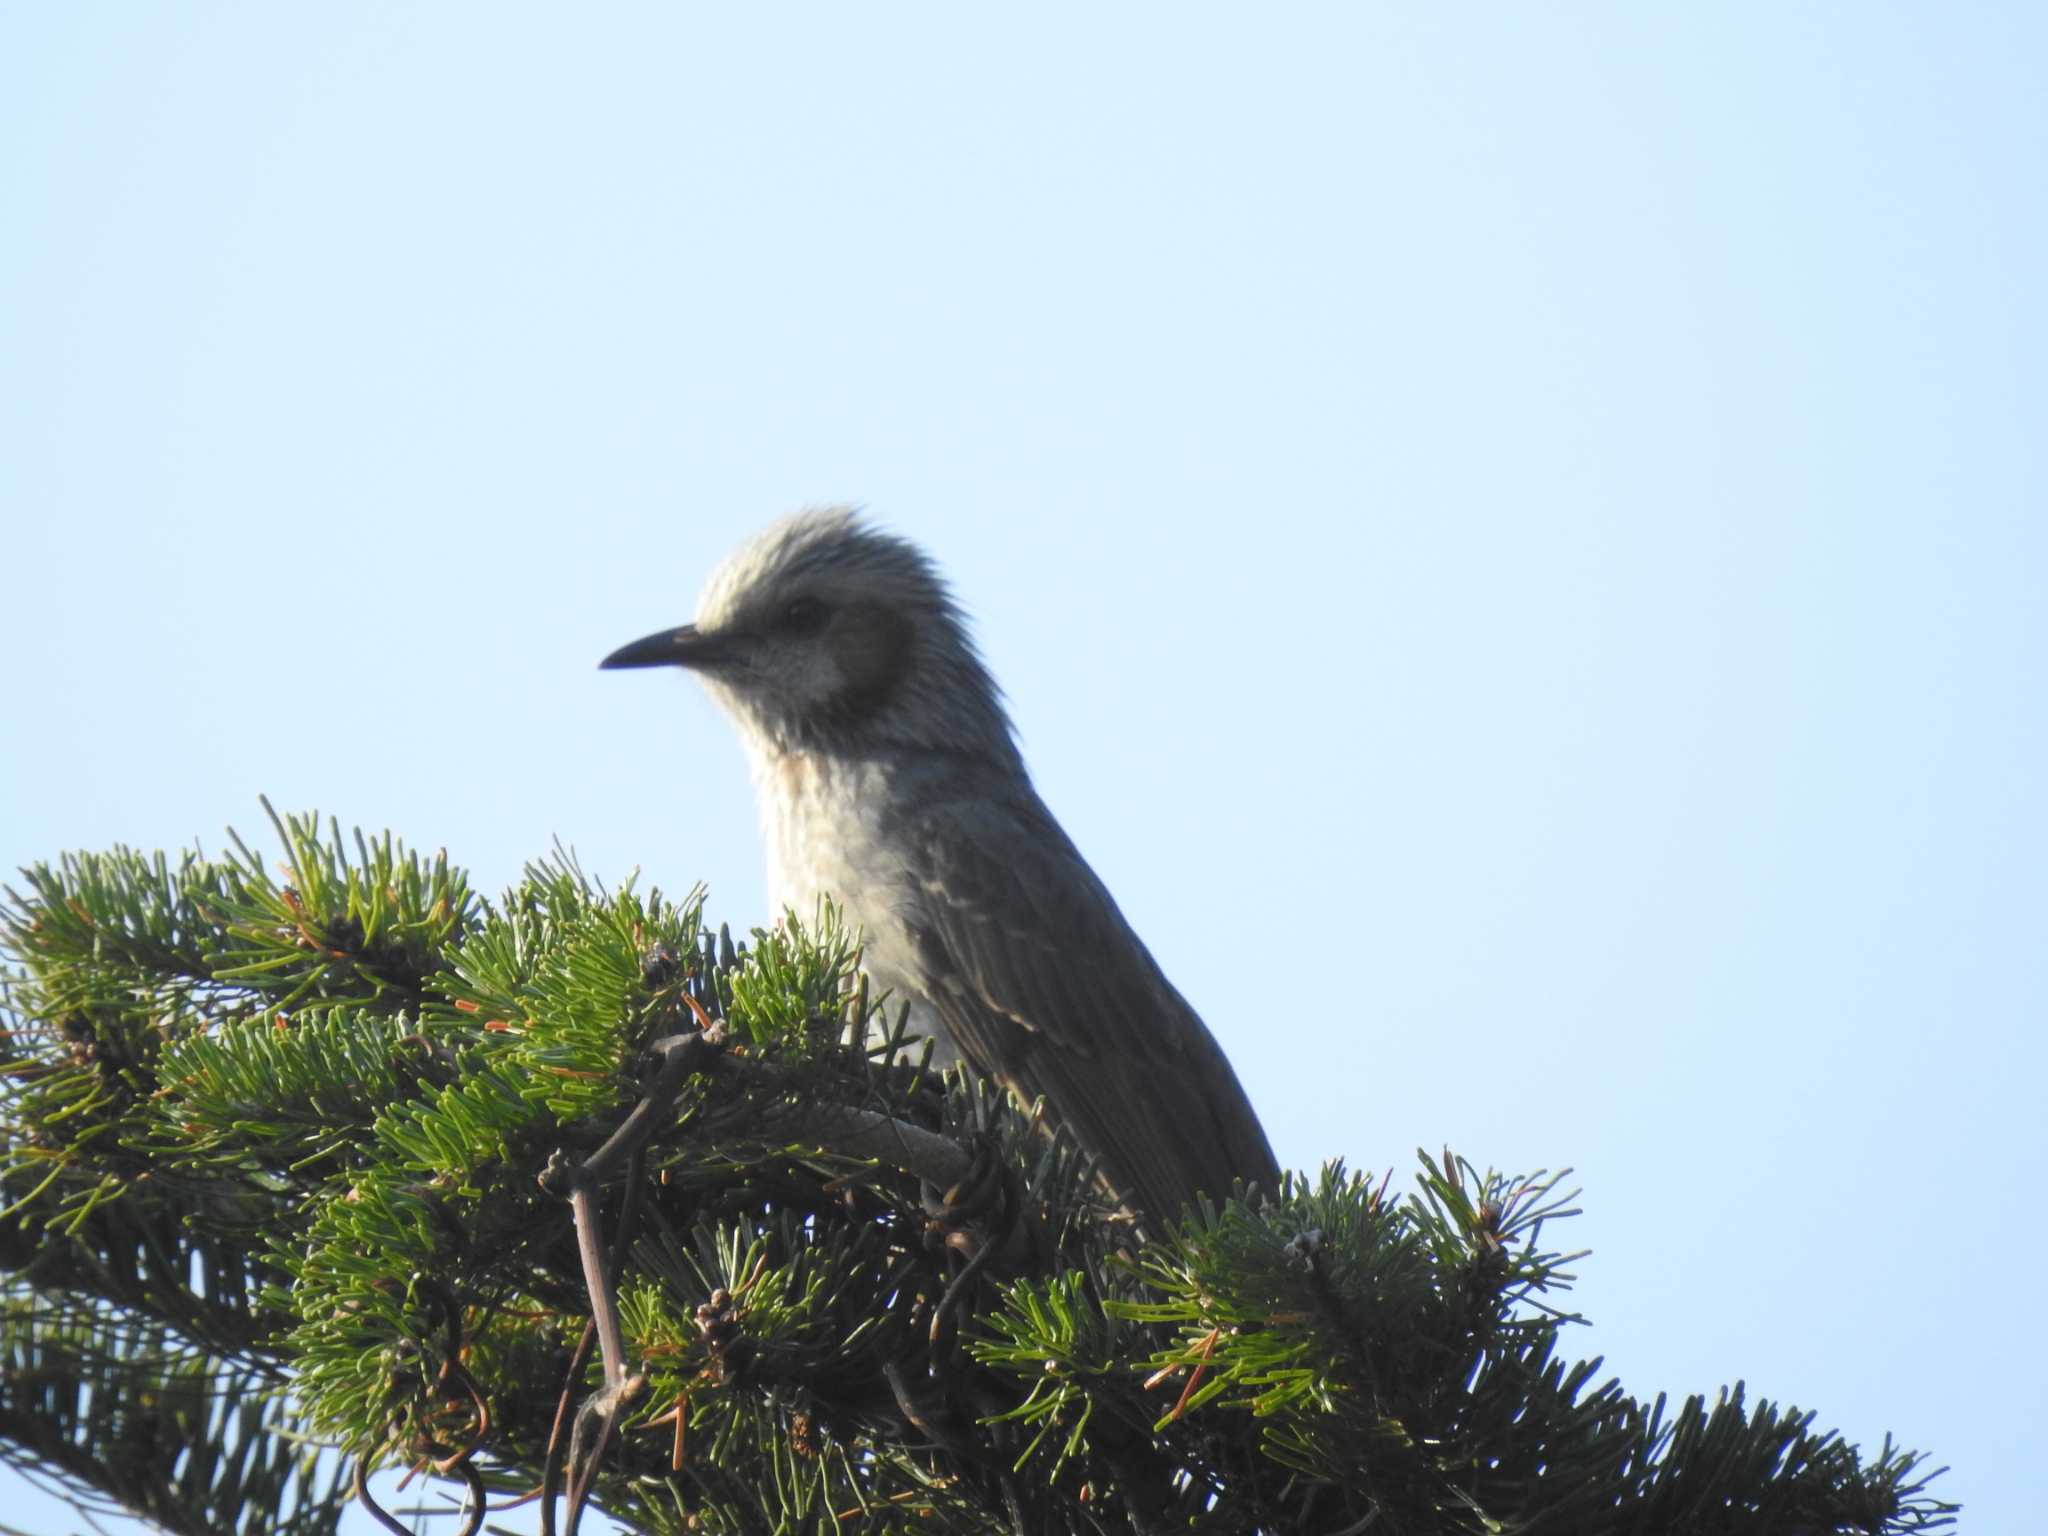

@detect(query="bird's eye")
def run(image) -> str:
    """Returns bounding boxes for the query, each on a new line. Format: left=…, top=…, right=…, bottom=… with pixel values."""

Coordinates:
left=779, top=596, right=830, bottom=635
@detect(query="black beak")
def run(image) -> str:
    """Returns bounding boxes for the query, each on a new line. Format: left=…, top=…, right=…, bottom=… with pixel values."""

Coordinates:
left=599, top=624, right=730, bottom=671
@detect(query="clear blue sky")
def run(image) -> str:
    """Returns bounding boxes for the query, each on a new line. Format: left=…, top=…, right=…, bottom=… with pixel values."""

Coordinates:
left=4, top=5, right=2040, bottom=1531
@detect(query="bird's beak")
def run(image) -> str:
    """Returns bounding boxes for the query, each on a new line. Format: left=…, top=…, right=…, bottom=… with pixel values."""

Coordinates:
left=599, top=624, right=731, bottom=671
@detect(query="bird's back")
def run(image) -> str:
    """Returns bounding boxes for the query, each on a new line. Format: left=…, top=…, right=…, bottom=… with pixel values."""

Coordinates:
left=870, top=759, right=1279, bottom=1226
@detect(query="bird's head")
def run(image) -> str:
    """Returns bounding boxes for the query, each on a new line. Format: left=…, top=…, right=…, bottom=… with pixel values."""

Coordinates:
left=603, top=507, right=1020, bottom=765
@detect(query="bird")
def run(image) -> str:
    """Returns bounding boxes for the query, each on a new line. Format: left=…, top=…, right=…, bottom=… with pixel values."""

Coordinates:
left=600, top=507, right=1277, bottom=1226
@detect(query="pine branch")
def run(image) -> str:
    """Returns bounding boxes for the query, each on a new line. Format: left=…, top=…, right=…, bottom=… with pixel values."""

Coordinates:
left=0, top=808, right=1955, bottom=1535
left=0, top=1291, right=349, bottom=1536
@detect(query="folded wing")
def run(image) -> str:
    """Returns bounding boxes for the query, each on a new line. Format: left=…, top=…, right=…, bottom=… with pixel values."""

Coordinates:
left=894, top=787, right=1278, bottom=1226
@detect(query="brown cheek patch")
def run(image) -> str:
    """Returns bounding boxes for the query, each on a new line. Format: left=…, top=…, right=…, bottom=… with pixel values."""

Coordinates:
left=827, top=601, right=914, bottom=708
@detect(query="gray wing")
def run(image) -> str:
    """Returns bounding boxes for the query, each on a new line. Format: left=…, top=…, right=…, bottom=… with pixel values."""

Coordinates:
left=892, top=785, right=1278, bottom=1224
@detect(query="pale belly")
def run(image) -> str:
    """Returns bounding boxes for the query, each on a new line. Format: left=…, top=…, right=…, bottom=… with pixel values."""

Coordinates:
left=754, top=750, right=962, bottom=1068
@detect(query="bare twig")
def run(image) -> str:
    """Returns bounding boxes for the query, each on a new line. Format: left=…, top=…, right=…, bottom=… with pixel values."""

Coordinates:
left=758, top=1098, right=974, bottom=1190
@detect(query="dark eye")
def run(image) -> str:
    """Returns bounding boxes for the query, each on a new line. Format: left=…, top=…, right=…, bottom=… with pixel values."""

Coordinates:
left=779, top=596, right=830, bottom=635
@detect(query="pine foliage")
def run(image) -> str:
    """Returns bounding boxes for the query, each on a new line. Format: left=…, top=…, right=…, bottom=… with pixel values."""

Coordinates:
left=0, top=805, right=1954, bottom=1533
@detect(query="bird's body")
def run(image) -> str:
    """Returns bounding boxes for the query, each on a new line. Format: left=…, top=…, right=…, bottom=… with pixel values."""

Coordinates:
left=603, top=508, right=1277, bottom=1223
